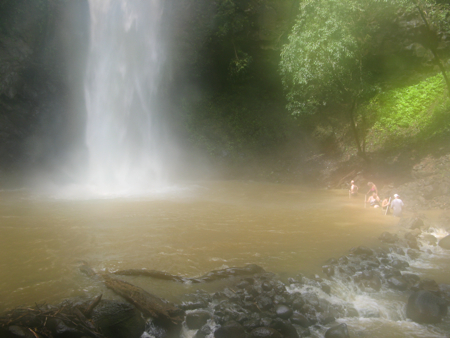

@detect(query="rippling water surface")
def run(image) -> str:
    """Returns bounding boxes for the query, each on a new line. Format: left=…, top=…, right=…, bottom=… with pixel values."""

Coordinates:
left=0, top=181, right=449, bottom=337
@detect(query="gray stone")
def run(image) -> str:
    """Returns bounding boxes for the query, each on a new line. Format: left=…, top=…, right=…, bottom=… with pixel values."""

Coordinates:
left=249, top=327, right=283, bottom=338
left=438, top=235, right=450, bottom=249
left=214, top=321, right=246, bottom=338
left=325, top=323, right=350, bottom=338
left=406, top=291, right=448, bottom=323
left=379, top=232, right=399, bottom=243
left=275, top=305, right=293, bottom=319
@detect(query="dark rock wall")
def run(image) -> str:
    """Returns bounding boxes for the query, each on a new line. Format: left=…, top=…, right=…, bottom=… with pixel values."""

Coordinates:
left=0, top=0, right=89, bottom=184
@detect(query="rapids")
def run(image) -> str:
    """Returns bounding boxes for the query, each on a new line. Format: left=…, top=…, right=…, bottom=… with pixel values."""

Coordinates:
left=1, top=181, right=449, bottom=337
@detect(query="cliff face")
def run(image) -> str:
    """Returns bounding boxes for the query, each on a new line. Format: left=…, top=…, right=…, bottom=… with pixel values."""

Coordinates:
left=0, top=0, right=89, bottom=182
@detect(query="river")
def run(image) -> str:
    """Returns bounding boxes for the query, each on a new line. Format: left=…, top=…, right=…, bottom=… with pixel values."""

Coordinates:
left=0, top=180, right=449, bottom=337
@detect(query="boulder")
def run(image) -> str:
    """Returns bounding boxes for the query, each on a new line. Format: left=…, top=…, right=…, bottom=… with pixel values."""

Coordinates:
left=387, top=276, right=408, bottom=291
left=275, top=305, right=293, bottom=319
left=324, top=323, right=350, bottom=338
left=438, top=235, right=450, bottom=250
left=7, top=326, right=36, bottom=338
left=351, top=246, right=373, bottom=256
left=378, top=232, right=399, bottom=243
left=90, top=300, right=146, bottom=338
left=422, top=234, right=437, bottom=246
left=214, top=321, right=246, bottom=338
left=406, top=291, right=448, bottom=323
left=270, top=318, right=299, bottom=338
left=290, top=312, right=310, bottom=328
left=194, top=324, right=212, bottom=338
left=249, top=327, right=283, bottom=338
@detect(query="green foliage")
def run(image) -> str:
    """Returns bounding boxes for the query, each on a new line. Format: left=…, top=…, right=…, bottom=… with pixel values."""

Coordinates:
left=365, top=73, right=450, bottom=148
left=279, top=0, right=393, bottom=116
left=211, top=0, right=261, bottom=82
left=183, top=91, right=290, bottom=160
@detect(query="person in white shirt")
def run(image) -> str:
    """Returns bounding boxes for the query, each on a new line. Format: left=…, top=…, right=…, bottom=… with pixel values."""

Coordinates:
left=390, top=194, right=404, bottom=217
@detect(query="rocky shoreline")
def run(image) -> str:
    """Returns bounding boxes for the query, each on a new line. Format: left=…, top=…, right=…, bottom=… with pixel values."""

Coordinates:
left=1, top=217, right=450, bottom=338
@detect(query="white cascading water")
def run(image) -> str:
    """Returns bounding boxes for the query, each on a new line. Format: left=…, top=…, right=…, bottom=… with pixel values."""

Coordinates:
left=84, top=0, right=169, bottom=194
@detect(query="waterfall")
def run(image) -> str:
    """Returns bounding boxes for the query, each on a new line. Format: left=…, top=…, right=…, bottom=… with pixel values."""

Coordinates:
left=84, top=0, right=169, bottom=193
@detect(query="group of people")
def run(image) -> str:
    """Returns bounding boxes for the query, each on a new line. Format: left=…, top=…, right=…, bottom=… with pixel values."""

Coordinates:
left=349, top=181, right=404, bottom=217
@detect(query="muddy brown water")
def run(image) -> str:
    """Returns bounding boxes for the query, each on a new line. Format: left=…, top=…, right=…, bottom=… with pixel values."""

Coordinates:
left=0, top=181, right=448, bottom=337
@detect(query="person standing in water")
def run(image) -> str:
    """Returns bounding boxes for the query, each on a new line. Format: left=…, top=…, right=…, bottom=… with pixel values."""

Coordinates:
left=390, top=194, right=404, bottom=217
left=382, top=195, right=391, bottom=214
left=367, top=192, right=381, bottom=208
left=349, top=180, right=358, bottom=197
left=367, top=182, right=378, bottom=195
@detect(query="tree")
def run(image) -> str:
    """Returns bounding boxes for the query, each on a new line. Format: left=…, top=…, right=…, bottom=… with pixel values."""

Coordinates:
left=280, top=0, right=396, bottom=155
left=396, top=0, right=450, bottom=95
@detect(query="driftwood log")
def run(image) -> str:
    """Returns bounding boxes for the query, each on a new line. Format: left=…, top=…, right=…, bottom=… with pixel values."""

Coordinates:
left=102, top=275, right=184, bottom=331
left=113, top=263, right=265, bottom=283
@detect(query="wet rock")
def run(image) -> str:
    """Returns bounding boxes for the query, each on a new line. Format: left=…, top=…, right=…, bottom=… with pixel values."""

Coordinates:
left=388, top=276, right=408, bottom=291
left=292, top=297, right=305, bottom=311
left=273, top=295, right=287, bottom=305
left=318, top=314, right=335, bottom=325
left=389, top=259, right=409, bottom=270
left=214, top=321, right=246, bottom=338
left=236, top=281, right=251, bottom=289
left=351, top=246, right=373, bottom=256
left=243, top=318, right=261, bottom=331
left=181, top=301, right=207, bottom=311
left=379, top=232, right=398, bottom=243
left=249, top=327, right=283, bottom=338
left=260, top=317, right=274, bottom=327
left=418, top=279, right=440, bottom=293
left=194, top=324, right=212, bottom=338
left=321, top=283, right=331, bottom=295
left=302, top=293, right=320, bottom=310
left=275, top=305, right=293, bottom=319
left=438, top=284, right=450, bottom=302
left=297, top=326, right=311, bottom=338
left=361, top=276, right=382, bottom=291
left=438, top=235, right=450, bottom=249
left=422, top=234, right=437, bottom=246
left=406, top=249, right=420, bottom=259
left=270, top=318, right=299, bottom=338
left=186, top=310, right=212, bottom=330
left=324, top=323, right=350, bottom=338
left=345, top=307, right=359, bottom=317
left=262, top=281, right=273, bottom=291
left=256, top=295, right=273, bottom=311
left=402, top=273, right=420, bottom=285
left=290, top=312, right=310, bottom=327
left=406, top=291, right=448, bottom=323
left=7, top=326, right=36, bottom=338
left=322, top=265, right=335, bottom=277
left=90, top=300, right=145, bottom=338
left=46, top=318, right=80, bottom=337
left=399, top=217, right=424, bottom=230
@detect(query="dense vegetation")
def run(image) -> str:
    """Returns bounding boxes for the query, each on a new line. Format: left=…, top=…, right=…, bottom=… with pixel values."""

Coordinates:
left=180, top=0, right=450, bottom=171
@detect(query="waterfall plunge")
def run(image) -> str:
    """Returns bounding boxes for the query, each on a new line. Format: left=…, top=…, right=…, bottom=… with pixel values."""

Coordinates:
left=85, top=0, right=170, bottom=194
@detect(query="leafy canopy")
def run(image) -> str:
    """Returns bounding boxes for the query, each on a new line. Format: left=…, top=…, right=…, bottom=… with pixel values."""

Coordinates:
left=280, top=0, right=398, bottom=116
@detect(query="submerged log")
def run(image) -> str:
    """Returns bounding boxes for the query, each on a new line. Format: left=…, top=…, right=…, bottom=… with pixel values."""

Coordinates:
left=113, top=264, right=265, bottom=283
left=102, top=275, right=184, bottom=331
